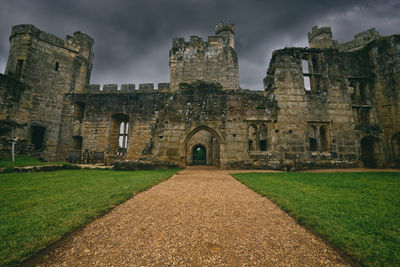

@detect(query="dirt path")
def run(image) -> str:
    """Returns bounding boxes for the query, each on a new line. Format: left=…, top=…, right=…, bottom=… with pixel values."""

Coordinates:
left=33, top=167, right=351, bottom=266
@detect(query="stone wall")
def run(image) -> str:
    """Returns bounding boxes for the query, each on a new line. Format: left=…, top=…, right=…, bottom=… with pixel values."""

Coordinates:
left=264, top=47, right=360, bottom=169
left=169, top=23, right=239, bottom=91
left=3, top=24, right=93, bottom=160
left=1, top=22, right=399, bottom=169
left=368, top=35, right=400, bottom=167
left=67, top=81, right=276, bottom=168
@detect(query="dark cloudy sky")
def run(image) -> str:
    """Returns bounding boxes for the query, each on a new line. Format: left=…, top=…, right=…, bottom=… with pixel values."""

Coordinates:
left=0, top=0, right=399, bottom=90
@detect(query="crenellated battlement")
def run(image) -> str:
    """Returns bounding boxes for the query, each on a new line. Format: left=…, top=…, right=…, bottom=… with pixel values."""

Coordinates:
left=169, top=22, right=238, bottom=91
left=307, top=25, right=336, bottom=49
left=171, top=35, right=228, bottom=51
left=308, top=25, right=333, bottom=42
left=84, top=83, right=170, bottom=94
left=215, top=22, right=234, bottom=35
left=337, top=28, right=380, bottom=51
left=10, top=24, right=93, bottom=53
left=308, top=25, right=382, bottom=51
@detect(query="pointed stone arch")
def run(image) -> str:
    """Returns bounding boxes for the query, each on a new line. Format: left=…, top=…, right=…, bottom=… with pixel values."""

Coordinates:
left=184, top=125, right=225, bottom=167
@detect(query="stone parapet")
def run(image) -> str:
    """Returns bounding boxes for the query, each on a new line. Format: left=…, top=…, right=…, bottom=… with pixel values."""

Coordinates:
left=84, top=83, right=170, bottom=94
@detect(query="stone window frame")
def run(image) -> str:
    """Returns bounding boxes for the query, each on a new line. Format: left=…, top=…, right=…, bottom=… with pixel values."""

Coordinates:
left=73, top=102, right=85, bottom=122
left=301, top=53, right=321, bottom=91
left=119, top=121, right=129, bottom=152
left=16, top=58, right=24, bottom=79
left=54, top=61, right=60, bottom=71
left=246, top=120, right=270, bottom=153
left=348, top=78, right=372, bottom=128
left=109, top=113, right=130, bottom=157
left=307, top=121, right=331, bottom=152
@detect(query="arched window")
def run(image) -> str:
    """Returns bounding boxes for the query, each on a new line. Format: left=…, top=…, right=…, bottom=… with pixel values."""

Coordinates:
left=320, top=125, right=328, bottom=151
left=110, top=114, right=129, bottom=155
left=119, top=122, right=129, bottom=152
left=309, top=126, right=318, bottom=151
left=248, top=124, right=258, bottom=151
left=308, top=123, right=330, bottom=152
left=259, top=124, right=267, bottom=151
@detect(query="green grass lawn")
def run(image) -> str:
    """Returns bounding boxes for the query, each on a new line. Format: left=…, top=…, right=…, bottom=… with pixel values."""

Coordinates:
left=0, top=155, right=68, bottom=169
left=232, top=172, right=400, bottom=266
left=0, top=169, right=179, bottom=267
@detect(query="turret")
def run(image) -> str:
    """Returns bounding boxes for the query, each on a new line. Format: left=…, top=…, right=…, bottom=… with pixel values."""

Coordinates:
left=5, top=24, right=94, bottom=92
left=215, top=22, right=235, bottom=49
left=308, top=25, right=335, bottom=49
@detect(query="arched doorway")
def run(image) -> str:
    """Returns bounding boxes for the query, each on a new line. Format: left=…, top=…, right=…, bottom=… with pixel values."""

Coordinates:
left=184, top=125, right=223, bottom=167
left=193, top=145, right=206, bottom=165
left=361, top=136, right=378, bottom=168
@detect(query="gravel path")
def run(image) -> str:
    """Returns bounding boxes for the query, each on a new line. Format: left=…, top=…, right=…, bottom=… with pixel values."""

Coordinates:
left=34, top=167, right=351, bottom=266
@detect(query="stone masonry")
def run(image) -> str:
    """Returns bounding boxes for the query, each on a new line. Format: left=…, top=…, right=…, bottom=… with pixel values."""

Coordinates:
left=0, top=22, right=399, bottom=169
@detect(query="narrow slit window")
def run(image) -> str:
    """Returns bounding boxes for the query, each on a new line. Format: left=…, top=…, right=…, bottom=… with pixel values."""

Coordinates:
left=303, top=76, right=311, bottom=91
left=302, top=59, right=311, bottom=91
left=119, top=121, right=129, bottom=150
left=55, top=61, right=59, bottom=71
left=16, top=59, right=24, bottom=78
left=302, top=59, right=309, bottom=74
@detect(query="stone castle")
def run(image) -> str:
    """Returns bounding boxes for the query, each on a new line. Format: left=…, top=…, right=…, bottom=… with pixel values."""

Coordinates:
left=0, top=22, right=399, bottom=169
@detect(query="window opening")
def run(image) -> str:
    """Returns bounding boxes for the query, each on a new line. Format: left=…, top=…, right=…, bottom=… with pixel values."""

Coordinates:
left=31, top=126, right=45, bottom=150
left=259, top=124, right=267, bottom=151
left=74, top=102, right=85, bottom=122
left=119, top=122, right=129, bottom=151
left=72, top=136, right=82, bottom=149
left=248, top=124, right=257, bottom=151
left=16, top=59, right=24, bottom=79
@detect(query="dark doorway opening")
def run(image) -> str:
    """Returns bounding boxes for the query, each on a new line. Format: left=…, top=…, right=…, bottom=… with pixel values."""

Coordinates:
left=31, top=126, right=46, bottom=150
left=193, top=145, right=206, bottom=165
left=392, top=133, right=400, bottom=167
left=309, top=138, right=317, bottom=151
left=72, top=136, right=82, bottom=149
left=361, top=136, right=377, bottom=168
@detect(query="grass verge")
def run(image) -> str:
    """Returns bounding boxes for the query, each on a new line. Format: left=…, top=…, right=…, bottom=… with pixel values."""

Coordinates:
left=0, top=169, right=179, bottom=267
left=0, top=155, right=68, bottom=169
left=232, top=172, right=400, bottom=266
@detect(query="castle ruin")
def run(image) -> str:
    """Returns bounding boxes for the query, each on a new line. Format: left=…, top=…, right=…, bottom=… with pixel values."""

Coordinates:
left=0, top=22, right=399, bottom=169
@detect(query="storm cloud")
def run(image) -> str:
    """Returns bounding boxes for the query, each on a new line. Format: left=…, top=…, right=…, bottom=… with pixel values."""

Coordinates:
left=0, top=0, right=399, bottom=90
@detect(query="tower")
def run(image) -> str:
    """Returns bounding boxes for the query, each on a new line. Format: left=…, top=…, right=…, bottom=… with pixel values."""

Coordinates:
left=3, top=24, right=94, bottom=160
left=308, top=25, right=335, bottom=49
left=215, top=22, right=235, bottom=49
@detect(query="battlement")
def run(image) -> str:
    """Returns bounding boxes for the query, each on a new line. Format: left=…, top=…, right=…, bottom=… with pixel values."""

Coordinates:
left=171, top=35, right=227, bottom=50
left=308, top=25, right=333, bottom=42
left=337, top=28, right=380, bottom=51
left=169, top=22, right=239, bottom=91
left=10, top=24, right=93, bottom=53
left=84, top=83, right=170, bottom=94
left=308, top=25, right=382, bottom=51
left=215, top=22, right=234, bottom=35
left=308, top=25, right=335, bottom=49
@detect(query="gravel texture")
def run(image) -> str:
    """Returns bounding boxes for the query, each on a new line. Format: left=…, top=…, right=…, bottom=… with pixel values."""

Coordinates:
left=35, top=167, right=351, bottom=266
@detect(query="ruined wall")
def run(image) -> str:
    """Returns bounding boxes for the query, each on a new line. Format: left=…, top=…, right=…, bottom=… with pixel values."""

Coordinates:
left=2, top=22, right=399, bottom=169
left=308, top=25, right=381, bottom=52
left=67, top=81, right=275, bottom=168
left=3, top=24, right=93, bottom=160
left=264, top=47, right=359, bottom=169
left=368, top=35, right=400, bottom=167
left=169, top=22, right=239, bottom=91
left=0, top=74, right=33, bottom=154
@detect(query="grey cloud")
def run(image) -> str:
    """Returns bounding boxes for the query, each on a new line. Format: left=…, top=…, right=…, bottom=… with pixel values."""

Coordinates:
left=0, top=0, right=399, bottom=90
